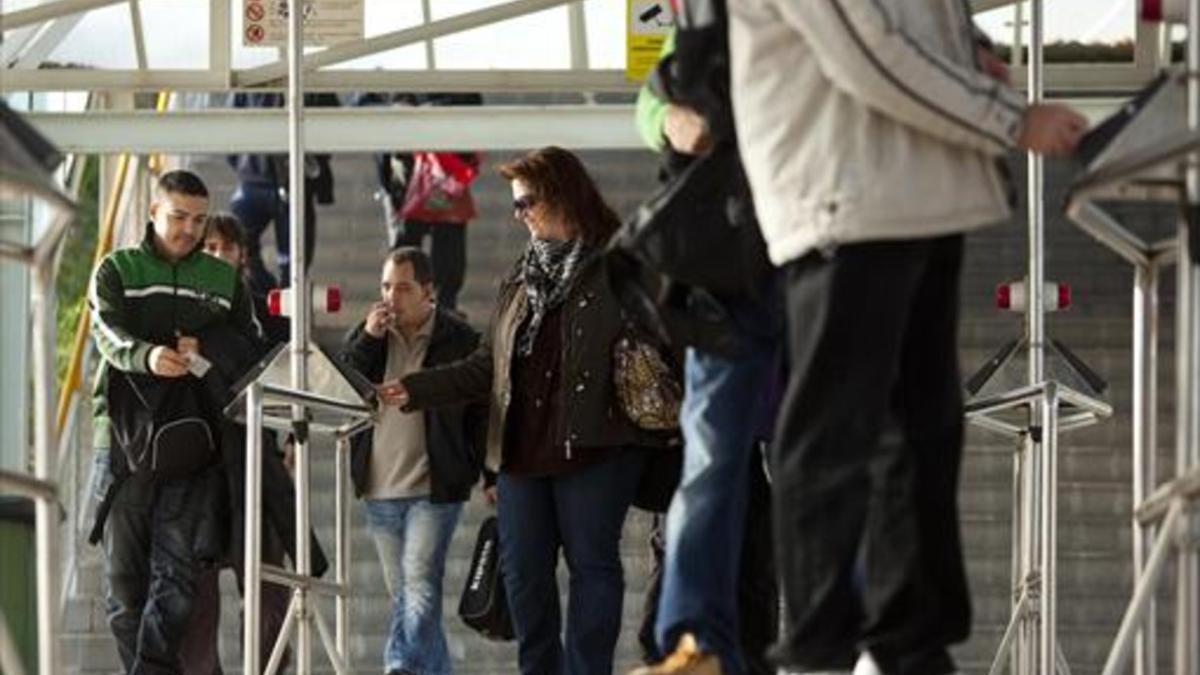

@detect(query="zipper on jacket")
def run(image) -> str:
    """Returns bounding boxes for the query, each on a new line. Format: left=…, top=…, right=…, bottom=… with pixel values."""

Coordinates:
left=562, top=301, right=573, bottom=461
left=171, top=264, right=179, bottom=335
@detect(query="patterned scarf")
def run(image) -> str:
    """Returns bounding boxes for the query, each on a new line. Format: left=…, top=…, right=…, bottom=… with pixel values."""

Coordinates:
left=518, top=237, right=591, bottom=356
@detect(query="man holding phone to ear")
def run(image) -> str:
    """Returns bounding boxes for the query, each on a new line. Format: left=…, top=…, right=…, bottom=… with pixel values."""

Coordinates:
left=339, top=246, right=488, bottom=675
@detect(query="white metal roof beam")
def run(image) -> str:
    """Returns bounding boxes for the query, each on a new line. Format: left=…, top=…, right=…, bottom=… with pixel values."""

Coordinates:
left=238, top=0, right=581, bottom=86
left=3, top=63, right=1155, bottom=95
left=23, top=105, right=645, bottom=153
left=0, top=68, right=638, bottom=93
left=25, top=97, right=1124, bottom=155
left=0, top=0, right=126, bottom=32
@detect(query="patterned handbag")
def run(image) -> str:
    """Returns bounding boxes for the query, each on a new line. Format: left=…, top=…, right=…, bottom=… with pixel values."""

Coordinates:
left=612, top=327, right=683, bottom=432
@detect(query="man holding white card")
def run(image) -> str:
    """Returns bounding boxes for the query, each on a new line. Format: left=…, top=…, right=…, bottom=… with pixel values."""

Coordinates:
left=87, top=170, right=263, bottom=674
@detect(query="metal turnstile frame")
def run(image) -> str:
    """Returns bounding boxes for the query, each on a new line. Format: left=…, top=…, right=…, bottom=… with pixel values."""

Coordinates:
left=239, top=1, right=376, bottom=672
left=968, top=5, right=1114, bottom=675
left=1061, top=5, right=1200, bottom=674
left=241, top=382, right=372, bottom=675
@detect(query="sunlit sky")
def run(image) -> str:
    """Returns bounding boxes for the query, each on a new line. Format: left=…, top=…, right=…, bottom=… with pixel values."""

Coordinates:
left=3, top=0, right=1138, bottom=72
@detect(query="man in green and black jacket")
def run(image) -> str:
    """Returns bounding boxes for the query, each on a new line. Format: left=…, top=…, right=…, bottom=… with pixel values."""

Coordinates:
left=88, top=169, right=262, bottom=674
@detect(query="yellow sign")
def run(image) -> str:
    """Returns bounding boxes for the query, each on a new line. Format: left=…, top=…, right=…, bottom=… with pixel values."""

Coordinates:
left=626, top=0, right=674, bottom=82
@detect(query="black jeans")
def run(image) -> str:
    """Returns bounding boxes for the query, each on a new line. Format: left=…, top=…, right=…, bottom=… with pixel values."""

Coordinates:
left=393, top=219, right=467, bottom=310
left=771, top=235, right=969, bottom=675
left=104, top=473, right=207, bottom=675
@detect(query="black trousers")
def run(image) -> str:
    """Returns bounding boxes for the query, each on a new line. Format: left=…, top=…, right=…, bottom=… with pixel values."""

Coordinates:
left=104, top=474, right=207, bottom=675
left=771, top=235, right=969, bottom=675
left=393, top=219, right=467, bottom=310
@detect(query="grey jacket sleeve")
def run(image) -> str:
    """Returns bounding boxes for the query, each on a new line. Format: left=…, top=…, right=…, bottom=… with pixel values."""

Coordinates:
left=774, top=0, right=1026, bottom=155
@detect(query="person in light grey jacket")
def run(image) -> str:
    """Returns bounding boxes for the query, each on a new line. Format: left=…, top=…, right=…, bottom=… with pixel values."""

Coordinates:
left=729, top=3, right=1088, bottom=675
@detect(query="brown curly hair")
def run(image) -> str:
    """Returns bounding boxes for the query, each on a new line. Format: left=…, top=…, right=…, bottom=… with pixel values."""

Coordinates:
left=497, top=146, right=622, bottom=246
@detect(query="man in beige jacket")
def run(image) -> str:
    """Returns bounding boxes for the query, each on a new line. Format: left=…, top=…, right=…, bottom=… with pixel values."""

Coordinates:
left=729, top=2, right=1087, bottom=674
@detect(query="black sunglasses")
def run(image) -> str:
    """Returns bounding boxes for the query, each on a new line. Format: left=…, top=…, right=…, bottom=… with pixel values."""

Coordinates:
left=512, top=195, right=538, bottom=215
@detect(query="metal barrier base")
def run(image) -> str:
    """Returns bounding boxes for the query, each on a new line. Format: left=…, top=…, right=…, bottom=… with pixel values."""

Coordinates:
left=967, top=380, right=1112, bottom=675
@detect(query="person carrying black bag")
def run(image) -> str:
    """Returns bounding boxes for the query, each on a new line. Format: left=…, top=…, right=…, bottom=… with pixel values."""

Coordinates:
left=86, top=170, right=265, bottom=675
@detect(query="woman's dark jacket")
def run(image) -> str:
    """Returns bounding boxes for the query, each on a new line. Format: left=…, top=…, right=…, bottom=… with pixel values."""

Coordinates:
left=338, top=307, right=487, bottom=502
left=401, top=252, right=672, bottom=473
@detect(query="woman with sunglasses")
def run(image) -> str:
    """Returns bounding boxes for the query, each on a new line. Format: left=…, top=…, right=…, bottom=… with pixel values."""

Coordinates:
left=392, top=146, right=665, bottom=675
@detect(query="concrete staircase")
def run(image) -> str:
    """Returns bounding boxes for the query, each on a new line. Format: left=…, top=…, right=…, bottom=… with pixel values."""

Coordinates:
left=58, top=150, right=1183, bottom=674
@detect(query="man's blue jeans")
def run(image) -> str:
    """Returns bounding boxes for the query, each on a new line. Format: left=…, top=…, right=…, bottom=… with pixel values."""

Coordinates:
left=656, top=303, right=780, bottom=675
left=364, top=497, right=464, bottom=675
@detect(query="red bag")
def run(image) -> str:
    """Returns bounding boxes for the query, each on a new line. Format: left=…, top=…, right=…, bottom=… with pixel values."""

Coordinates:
left=399, top=152, right=480, bottom=223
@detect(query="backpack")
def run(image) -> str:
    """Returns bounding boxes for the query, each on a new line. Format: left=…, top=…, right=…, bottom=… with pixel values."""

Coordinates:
left=107, top=371, right=220, bottom=481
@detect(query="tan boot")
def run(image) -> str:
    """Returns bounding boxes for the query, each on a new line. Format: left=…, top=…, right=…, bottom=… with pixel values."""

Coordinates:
left=629, top=633, right=723, bottom=675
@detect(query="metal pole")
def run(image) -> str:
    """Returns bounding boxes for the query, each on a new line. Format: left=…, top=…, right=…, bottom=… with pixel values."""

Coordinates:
left=286, top=0, right=313, bottom=670
left=568, top=0, right=589, bottom=70
left=1132, top=262, right=1159, bottom=675
left=243, top=382, right=265, bottom=675
left=1021, top=435, right=1039, bottom=675
left=1180, top=3, right=1200, bottom=673
left=1039, top=385, right=1059, bottom=675
left=1012, top=0, right=1024, bottom=69
left=335, top=436, right=350, bottom=663
left=1027, top=0, right=1045, bottom=387
left=420, top=0, right=436, bottom=69
left=30, top=239, right=60, bottom=675
left=991, top=593, right=1028, bottom=675
left=1010, top=439, right=1024, bottom=675
left=1026, top=4, right=1048, bottom=673
left=1102, top=502, right=1183, bottom=675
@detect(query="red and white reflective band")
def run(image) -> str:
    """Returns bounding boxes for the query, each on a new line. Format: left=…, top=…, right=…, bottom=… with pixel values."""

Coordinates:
left=995, top=280, right=1072, bottom=313
left=267, top=285, right=342, bottom=317
left=1141, top=0, right=1187, bottom=22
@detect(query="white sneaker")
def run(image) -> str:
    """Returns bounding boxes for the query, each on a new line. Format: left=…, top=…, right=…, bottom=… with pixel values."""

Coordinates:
left=777, top=669, right=852, bottom=675
left=853, top=653, right=883, bottom=675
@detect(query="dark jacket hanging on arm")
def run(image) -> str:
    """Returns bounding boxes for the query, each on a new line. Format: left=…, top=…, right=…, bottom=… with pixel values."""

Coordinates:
left=339, top=307, right=489, bottom=502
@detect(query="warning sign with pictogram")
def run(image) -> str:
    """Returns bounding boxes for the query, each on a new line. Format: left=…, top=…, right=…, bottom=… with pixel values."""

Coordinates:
left=242, top=0, right=363, bottom=47
left=626, top=0, right=674, bottom=82
left=245, top=24, right=266, bottom=43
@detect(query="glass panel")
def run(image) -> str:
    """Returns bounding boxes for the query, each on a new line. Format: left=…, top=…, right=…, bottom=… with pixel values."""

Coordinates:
left=975, top=0, right=1135, bottom=63
left=432, top=5, right=570, bottom=69
left=46, top=4, right=137, bottom=69
left=585, top=0, right=625, bottom=69
left=140, top=0, right=208, bottom=68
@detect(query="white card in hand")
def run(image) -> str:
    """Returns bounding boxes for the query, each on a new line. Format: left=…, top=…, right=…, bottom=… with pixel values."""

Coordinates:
left=185, top=351, right=212, bottom=378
